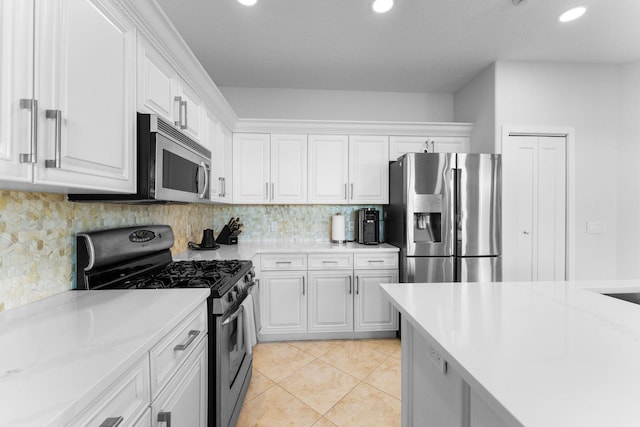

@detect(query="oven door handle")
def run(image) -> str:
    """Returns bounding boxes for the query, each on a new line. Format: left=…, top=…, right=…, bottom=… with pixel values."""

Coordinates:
left=222, top=304, right=244, bottom=326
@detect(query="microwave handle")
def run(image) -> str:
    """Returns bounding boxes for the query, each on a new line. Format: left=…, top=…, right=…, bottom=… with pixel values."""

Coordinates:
left=198, top=162, right=209, bottom=199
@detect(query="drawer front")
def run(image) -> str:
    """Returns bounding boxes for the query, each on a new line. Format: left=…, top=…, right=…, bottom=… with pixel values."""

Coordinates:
left=308, top=253, right=353, bottom=270
left=354, top=252, right=399, bottom=269
left=69, top=354, right=150, bottom=427
left=150, top=302, right=208, bottom=398
left=261, top=253, right=307, bottom=270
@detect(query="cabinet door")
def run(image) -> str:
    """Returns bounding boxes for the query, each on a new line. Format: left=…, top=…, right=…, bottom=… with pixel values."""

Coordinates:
left=432, top=136, right=470, bottom=153
left=308, top=134, right=349, bottom=204
left=34, top=0, right=136, bottom=192
left=260, top=271, right=307, bottom=334
left=389, top=136, right=430, bottom=161
left=308, top=271, right=353, bottom=333
left=233, top=133, right=270, bottom=203
left=211, top=121, right=233, bottom=202
left=179, top=81, right=203, bottom=142
left=354, top=270, right=399, bottom=331
left=349, top=135, right=389, bottom=204
left=137, top=36, right=178, bottom=123
left=152, top=339, right=207, bottom=427
left=0, top=0, right=34, bottom=183
left=271, top=133, right=307, bottom=203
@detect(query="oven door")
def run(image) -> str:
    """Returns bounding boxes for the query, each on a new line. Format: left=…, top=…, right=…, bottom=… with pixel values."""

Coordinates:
left=155, top=132, right=210, bottom=203
left=217, top=303, right=251, bottom=427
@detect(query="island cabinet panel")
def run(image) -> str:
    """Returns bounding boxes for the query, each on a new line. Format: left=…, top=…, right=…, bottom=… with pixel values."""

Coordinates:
left=402, top=318, right=467, bottom=427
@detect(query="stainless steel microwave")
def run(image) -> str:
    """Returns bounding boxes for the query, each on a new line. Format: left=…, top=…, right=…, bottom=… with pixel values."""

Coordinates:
left=69, top=113, right=211, bottom=204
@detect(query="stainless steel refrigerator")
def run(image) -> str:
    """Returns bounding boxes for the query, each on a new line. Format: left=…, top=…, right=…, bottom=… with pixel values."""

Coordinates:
left=386, top=152, right=502, bottom=283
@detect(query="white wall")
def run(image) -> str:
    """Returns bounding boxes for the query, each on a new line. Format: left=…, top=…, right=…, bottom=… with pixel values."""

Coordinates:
left=453, top=64, right=496, bottom=153
left=616, top=59, right=640, bottom=278
left=495, top=61, right=619, bottom=280
left=220, top=87, right=454, bottom=122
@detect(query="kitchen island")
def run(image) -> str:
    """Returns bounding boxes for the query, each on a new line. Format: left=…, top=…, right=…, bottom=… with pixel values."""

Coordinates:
left=381, top=280, right=640, bottom=427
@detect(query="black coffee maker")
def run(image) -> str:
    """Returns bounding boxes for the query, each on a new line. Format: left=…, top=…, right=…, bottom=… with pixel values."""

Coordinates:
left=356, top=208, right=379, bottom=245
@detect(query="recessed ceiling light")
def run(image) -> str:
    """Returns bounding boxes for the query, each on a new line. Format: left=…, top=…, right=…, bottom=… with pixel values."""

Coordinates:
left=237, top=0, right=257, bottom=6
left=559, top=6, right=586, bottom=23
left=372, top=0, right=394, bottom=14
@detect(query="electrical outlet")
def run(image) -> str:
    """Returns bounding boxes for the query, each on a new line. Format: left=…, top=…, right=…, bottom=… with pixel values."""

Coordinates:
left=586, top=220, right=607, bottom=234
left=186, top=224, right=191, bottom=237
left=0, top=302, right=4, bottom=313
left=271, top=222, right=278, bottom=232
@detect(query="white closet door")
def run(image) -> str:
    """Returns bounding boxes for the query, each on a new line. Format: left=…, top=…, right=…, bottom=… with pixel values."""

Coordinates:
left=537, top=137, right=566, bottom=280
left=503, top=135, right=566, bottom=282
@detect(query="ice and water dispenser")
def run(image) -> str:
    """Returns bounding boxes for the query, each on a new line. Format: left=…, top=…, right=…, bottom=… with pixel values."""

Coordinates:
left=413, top=194, right=442, bottom=243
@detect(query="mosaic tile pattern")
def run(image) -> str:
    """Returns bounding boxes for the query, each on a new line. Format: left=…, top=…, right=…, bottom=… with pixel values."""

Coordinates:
left=211, top=204, right=382, bottom=242
left=0, top=190, right=382, bottom=311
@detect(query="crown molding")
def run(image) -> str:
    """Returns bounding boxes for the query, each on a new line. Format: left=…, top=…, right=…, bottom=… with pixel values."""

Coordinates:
left=233, top=119, right=474, bottom=136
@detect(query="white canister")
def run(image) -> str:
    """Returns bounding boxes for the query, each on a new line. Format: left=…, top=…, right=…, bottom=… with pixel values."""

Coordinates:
left=331, top=214, right=346, bottom=243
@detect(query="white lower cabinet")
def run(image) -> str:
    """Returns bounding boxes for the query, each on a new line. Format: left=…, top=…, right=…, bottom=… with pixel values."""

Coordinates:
left=308, top=270, right=354, bottom=332
left=151, top=339, right=207, bottom=427
left=354, top=269, right=399, bottom=331
left=68, top=354, right=151, bottom=427
left=259, top=251, right=399, bottom=340
left=261, top=269, right=308, bottom=334
left=68, top=302, right=208, bottom=427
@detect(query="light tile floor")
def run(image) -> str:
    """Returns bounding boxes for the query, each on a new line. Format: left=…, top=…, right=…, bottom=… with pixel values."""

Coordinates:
left=237, top=339, right=401, bottom=427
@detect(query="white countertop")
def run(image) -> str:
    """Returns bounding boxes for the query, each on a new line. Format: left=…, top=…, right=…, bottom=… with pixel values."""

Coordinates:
left=381, top=279, right=640, bottom=427
left=0, top=288, right=209, bottom=427
left=174, top=240, right=399, bottom=261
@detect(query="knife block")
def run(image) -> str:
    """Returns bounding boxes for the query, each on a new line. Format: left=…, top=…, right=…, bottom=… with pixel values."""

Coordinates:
left=215, top=225, right=238, bottom=245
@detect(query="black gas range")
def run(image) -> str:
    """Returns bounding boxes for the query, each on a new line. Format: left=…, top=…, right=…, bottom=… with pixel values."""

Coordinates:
left=75, top=225, right=254, bottom=427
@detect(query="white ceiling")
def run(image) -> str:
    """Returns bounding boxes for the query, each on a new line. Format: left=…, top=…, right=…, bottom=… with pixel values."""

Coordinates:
left=157, top=0, right=640, bottom=93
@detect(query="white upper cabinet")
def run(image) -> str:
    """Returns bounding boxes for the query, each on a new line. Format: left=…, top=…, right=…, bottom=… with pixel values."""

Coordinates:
left=177, top=81, right=203, bottom=142
left=308, top=134, right=388, bottom=205
left=308, top=135, right=350, bottom=204
left=137, top=36, right=178, bottom=124
left=348, top=135, right=389, bottom=204
left=233, top=133, right=270, bottom=203
left=233, top=133, right=307, bottom=204
left=389, top=135, right=470, bottom=160
left=270, top=134, right=307, bottom=203
left=137, top=35, right=203, bottom=142
left=1, top=0, right=136, bottom=193
left=209, top=116, right=233, bottom=203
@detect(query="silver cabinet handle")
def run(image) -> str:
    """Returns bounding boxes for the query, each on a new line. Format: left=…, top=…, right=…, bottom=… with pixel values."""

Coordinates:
left=302, top=276, right=306, bottom=295
left=174, top=96, right=183, bottom=127
left=368, top=260, right=385, bottom=264
left=99, top=417, right=123, bottom=427
left=19, top=98, right=38, bottom=163
left=45, top=109, right=62, bottom=168
left=222, top=177, right=226, bottom=197
left=322, top=260, right=338, bottom=264
left=218, top=177, right=223, bottom=197
left=275, top=261, right=292, bottom=265
left=158, top=411, right=172, bottom=427
left=182, top=100, right=188, bottom=130
left=344, top=183, right=347, bottom=200
left=431, top=140, right=436, bottom=153
left=350, top=183, right=354, bottom=199
left=197, top=162, right=208, bottom=199
left=266, top=182, right=269, bottom=200
left=271, top=182, right=275, bottom=200
left=424, top=140, right=429, bottom=153
left=348, top=276, right=352, bottom=294
left=174, top=329, right=200, bottom=351
left=356, top=276, right=359, bottom=295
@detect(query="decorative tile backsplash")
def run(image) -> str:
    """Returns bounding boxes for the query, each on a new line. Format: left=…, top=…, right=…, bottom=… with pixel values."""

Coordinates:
left=0, top=190, right=380, bottom=311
